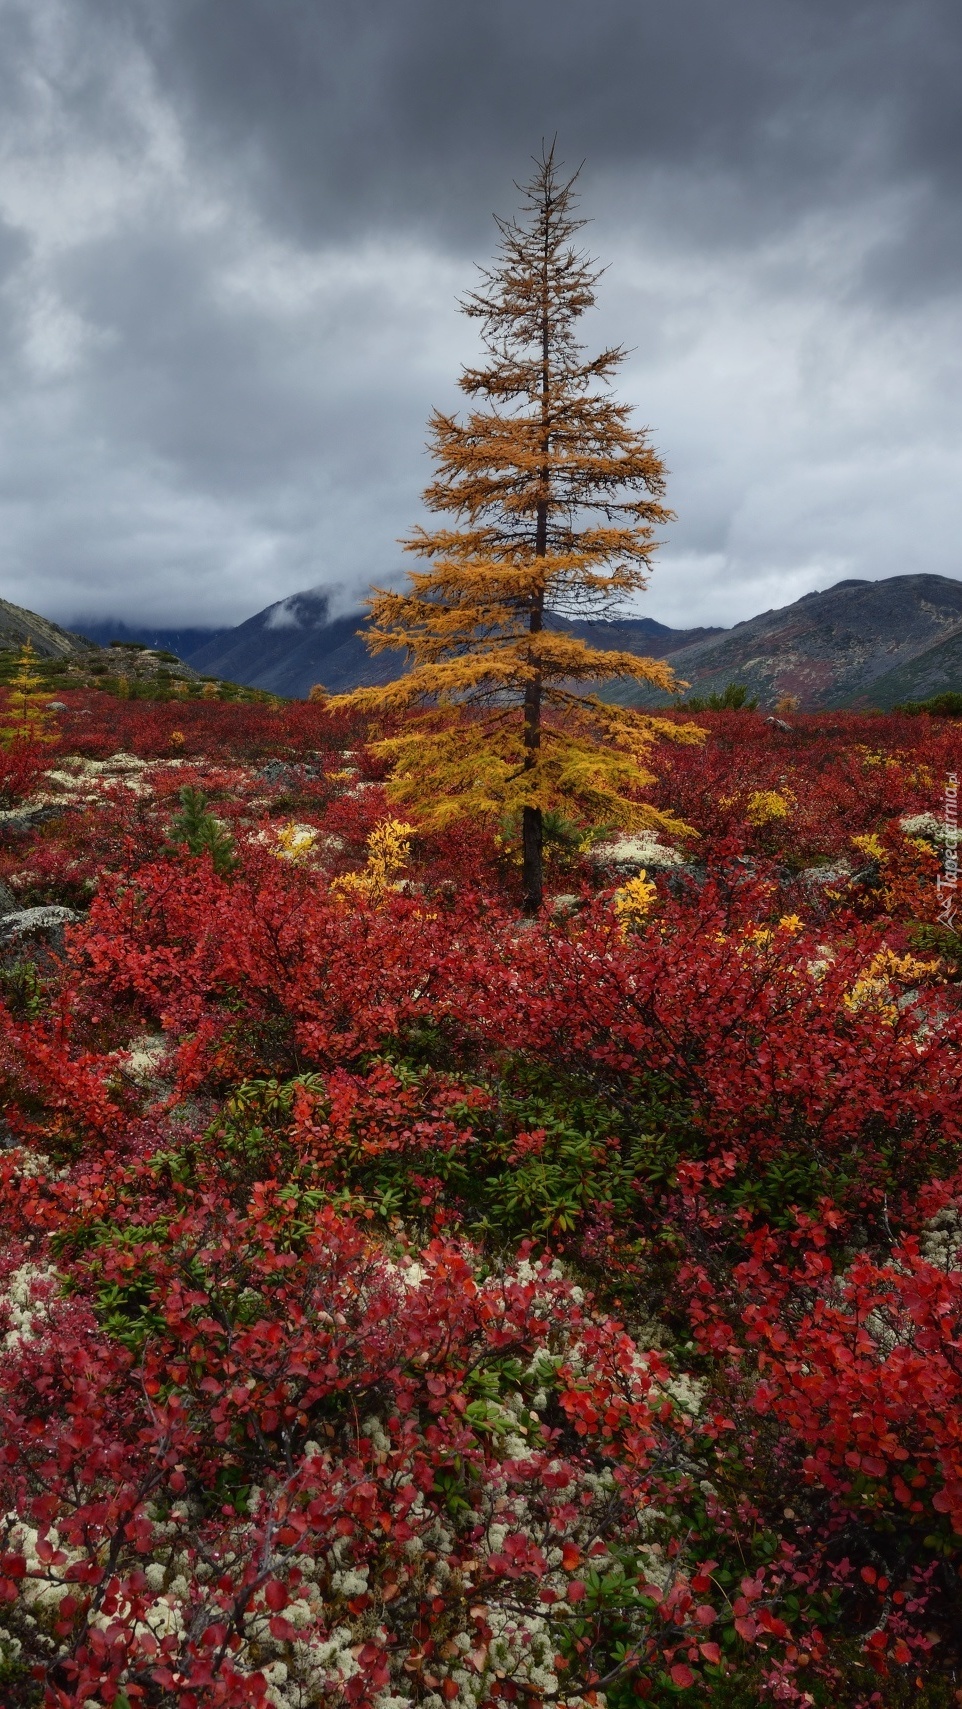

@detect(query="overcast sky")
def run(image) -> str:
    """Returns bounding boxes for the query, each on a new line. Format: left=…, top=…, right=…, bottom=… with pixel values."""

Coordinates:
left=1, top=0, right=960, bottom=634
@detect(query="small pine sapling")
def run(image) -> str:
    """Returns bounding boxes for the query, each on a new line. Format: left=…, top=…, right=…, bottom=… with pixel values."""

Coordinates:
left=166, top=784, right=238, bottom=876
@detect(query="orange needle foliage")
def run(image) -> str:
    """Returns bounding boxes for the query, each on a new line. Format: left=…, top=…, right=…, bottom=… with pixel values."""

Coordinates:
left=0, top=642, right=57, bottom=747
left=332, top=145, right=702, bottom=907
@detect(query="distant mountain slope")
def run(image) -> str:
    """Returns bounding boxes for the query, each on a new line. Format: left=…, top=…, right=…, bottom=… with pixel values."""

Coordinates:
left=186, top=589, right=721, bottom=699
left=609, top=575, right=962, bottom=710
left=552, top=614, right=724, bottom=656
left=856, top=626, right=962, bottom=708
left=0, top=597, right=213, bottom=692
left=187, top=591, right=404, bottom=697
left=0, top=598, right=96, bottom=659
left=75, top=620, right=230, bottom=658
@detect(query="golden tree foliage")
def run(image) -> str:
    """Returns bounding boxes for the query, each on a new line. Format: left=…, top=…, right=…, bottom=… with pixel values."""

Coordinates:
left=0, top=643, right=57, bottom=747
left=331, top=145, right=702, bottom=907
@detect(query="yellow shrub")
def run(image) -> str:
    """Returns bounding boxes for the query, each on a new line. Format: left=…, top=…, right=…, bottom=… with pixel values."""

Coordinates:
left=274, top=823, right=319, bottom=863
left=743, top=914, right=805, bottom=949
left=844, top=946, right=941, bottom=1019
left=851, top=832, right=885, bottom=863
left=746, top=790, right=793, bottom=827
left=332, top=818, right=413, bottom=905
left=614, top=871, right=658, bottom=928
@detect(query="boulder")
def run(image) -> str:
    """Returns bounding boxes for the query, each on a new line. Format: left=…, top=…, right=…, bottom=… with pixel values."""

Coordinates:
left=0, top=803, right=63, bottom=834
left=588, top=833, right=688, bottom=874
left=548, top=893, right=582, bottom=917
left=799, top=861, right=852, bottom=890
left=0, top=905, right=80, bottom=953
left=900, top=812, right=955, bottom=846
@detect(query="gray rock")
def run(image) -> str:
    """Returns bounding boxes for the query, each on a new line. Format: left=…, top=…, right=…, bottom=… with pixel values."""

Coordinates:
left=900, top=812, right=956, bottom=846
left=0, top=881, right=17, bottom=916
left=799, top=862, right=852, bottom=890
left=0, top=803, right=64, bottom=833
left=663, top=862, right=708, bottom=895
left=0, top=905, right=80, bottom=950
left=548, top=893, right=582, bottom=917
left=45, top=701, right=68, bottom=711
left=589, top=833, right=688, bottom=872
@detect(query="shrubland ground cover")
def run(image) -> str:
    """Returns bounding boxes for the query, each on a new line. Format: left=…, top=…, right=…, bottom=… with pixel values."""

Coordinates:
left=1, top=688, right=962, bottom=1708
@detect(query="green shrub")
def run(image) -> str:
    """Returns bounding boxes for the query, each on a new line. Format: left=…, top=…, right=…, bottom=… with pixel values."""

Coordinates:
left=894, top=691, right=962, bottom=717
left=684, top=681, right=759, bottom=712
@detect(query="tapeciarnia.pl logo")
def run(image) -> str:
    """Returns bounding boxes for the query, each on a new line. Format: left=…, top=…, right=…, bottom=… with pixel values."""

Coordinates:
left=937, top=772, right=959, bottom=927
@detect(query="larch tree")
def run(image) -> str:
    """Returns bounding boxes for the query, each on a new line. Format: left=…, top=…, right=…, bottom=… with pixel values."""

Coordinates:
left=0, top=643, right=56, bottom=748
left=333, top=145, right=701, bottom=911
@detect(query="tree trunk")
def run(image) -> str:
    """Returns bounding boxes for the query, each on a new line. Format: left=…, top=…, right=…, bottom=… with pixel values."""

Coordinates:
left=520, top=201, right=552, bottom=917
left=522, top=803, right=543, bottom=914
left=522, top=500, right=546, bottom=914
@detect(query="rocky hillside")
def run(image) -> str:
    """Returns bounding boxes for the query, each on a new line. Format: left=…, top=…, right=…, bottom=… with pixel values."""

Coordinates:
left=853, top=626, right=962, bottom=710
left=0, top=598, right=267, bottom=702
left=0, top=598, right=96, bottom=659
left=610, top=575, right=962, bottom=710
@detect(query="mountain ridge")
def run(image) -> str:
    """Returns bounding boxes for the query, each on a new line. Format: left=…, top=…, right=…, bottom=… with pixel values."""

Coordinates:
left=14, top=572, right=962, bottom=708
left=185, top=589, right=725, bottom=700
left=183, top=575, right=962, bottom=708
left=0, top=598, right=98, bottom=659
left=608, top=574, right=962, bottom=710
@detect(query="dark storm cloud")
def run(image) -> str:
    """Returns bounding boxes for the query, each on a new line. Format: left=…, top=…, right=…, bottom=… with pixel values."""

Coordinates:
left=0, top=0, right=960, bottom=631
left=132, top=0, right=962, bottom=265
